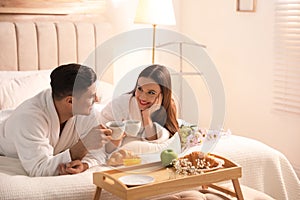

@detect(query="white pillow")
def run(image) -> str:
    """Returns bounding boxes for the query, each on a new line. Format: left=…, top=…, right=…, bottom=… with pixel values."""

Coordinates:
left=0, top=73, right=51, bottom=110
left=0, top=70, right=114, bottom=110
left=0, top=109, right=14, bottom=124
left=0, top=70, right=52, bottom=80
left=121, top=132, right=182, bottom=155
left=95, top=80, right=114, bottom=105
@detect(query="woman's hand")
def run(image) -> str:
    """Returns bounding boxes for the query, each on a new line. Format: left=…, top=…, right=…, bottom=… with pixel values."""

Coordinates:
left=104, top=123, right=126, bottom=154
left=58, top=160, right=88, bottom=175
left=142, top=93, right=162, bottom=119
left=141, top=94, right=162, bottom=140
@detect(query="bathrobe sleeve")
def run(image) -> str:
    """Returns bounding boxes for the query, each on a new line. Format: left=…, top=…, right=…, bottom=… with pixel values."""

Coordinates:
left=6, top=113, right=72, bottom=176
left=142, top=122, right=170, bottom=143
left=75, top=107, right=108, bottom=167
left=99, top=94, right=131, bottom=125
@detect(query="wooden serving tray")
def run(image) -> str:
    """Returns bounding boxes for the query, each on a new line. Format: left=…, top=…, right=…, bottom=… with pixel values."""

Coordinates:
left=93, top=154, right=244, bottom=200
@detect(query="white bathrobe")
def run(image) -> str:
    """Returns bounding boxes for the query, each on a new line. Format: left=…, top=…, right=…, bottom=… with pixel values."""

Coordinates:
left=100, top=93, right=170, bottom=146
left=0, top=89, right=102, bottom=176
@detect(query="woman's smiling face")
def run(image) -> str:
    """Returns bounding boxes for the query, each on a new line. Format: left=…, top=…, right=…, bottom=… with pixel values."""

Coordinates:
left=134, top=77, right=161, bottom=111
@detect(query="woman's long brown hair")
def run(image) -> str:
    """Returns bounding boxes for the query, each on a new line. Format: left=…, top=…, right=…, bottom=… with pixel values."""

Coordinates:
left=130, top=64, right=179, bottom=137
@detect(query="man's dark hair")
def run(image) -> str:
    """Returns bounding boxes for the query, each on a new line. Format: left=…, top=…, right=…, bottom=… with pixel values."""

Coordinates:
left=50, top=63, right=97, bottom=100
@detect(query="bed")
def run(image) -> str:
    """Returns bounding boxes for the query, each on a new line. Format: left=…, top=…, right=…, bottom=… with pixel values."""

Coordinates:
left=0, top=21, right=299, bottom=200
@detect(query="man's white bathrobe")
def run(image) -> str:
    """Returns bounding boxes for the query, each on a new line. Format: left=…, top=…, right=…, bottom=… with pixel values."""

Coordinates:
left=0, top=89, right=102, bottom=176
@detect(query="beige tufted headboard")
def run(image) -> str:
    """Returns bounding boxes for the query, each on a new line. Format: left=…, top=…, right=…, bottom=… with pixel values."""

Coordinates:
left=0, top=21, right=112, bottom=71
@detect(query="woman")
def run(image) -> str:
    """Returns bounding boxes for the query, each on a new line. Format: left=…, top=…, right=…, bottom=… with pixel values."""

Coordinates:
left=100, top=64, right=179, bottom=153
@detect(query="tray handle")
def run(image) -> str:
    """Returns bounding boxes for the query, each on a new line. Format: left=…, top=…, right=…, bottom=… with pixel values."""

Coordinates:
left=98, top=173, right=127, bottom=191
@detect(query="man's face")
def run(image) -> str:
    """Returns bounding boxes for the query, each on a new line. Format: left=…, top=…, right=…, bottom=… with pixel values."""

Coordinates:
left=72, top=82, right=97, bottom=115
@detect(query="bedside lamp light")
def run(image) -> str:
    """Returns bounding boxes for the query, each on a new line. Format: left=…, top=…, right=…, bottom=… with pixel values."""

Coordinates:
left=134, top=0, right=176, bottom=64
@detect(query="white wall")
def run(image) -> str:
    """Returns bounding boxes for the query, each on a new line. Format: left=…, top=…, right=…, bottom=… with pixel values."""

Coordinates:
left=180, top=0, right=300, bottom=176
left=105, top=0, right=300, bottom=176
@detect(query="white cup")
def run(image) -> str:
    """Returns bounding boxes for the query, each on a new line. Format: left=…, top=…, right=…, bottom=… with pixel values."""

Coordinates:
left=124, top=120, right=141, bottom=137
left=106, top=121, right=125, bottom=140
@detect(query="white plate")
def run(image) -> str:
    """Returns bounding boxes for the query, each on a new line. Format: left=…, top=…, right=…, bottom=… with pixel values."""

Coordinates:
left=118, top=174, right=155, bottom=186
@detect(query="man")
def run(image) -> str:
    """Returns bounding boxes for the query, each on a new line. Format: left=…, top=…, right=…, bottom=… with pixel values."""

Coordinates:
left=0, top=63, right=111, bottom=176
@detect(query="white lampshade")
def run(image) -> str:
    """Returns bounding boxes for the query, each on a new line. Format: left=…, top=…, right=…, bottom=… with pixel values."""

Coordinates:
left=134, top=0, right=176, bottom=25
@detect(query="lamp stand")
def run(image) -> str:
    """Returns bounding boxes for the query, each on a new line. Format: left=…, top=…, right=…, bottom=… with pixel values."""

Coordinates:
left=152, top=24, right=156, bottom=64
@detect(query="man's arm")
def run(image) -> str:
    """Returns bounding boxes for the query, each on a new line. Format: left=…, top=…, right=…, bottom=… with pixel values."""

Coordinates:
left=69, top=139, right=88, bottom=160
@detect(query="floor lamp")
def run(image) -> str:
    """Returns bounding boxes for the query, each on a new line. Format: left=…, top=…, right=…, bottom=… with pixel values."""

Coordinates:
left=134, top=0, right=176, bottom=64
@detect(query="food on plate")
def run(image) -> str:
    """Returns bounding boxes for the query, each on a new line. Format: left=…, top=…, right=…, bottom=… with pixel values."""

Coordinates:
left=173, top=151, right=223, bottom=175
left=160, top=149, right=178, bottom=167
left=107, top=149, right=141, bottom=166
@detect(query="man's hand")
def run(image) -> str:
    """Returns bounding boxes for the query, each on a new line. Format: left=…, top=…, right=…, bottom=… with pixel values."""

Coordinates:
left=70, top=124, right=112, bottom=161
left=58, top=160, right=88, bottom=175
left=81, top=124, right=112, bottom=150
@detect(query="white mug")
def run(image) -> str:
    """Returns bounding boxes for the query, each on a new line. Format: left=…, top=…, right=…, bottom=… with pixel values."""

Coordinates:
left=124, top=120, right=141, bottom=137
left=106, top=121, right=125, bottom=140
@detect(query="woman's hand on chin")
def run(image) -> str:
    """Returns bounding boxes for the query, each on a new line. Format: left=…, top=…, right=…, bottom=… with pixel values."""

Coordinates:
left=142, top=94, right=162, bottom=118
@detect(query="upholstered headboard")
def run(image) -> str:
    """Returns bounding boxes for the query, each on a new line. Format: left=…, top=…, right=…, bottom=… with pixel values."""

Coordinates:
left=0, top=21, right=112, bottom=71
left=0, top=21, right=114, bottom=110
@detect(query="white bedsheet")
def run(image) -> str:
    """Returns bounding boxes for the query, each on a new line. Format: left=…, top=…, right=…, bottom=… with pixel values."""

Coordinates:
left=0, top=156, right=116, bottom=200
left=0, top=135, right=299, bottom=200
left=194, top=135, right=300, bottom=200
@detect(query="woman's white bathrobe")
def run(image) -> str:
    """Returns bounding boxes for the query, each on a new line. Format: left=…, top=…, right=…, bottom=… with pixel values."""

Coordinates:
left=100, top=94, right=171, bottom=152
left=0, top=89, right=102, bottom=176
